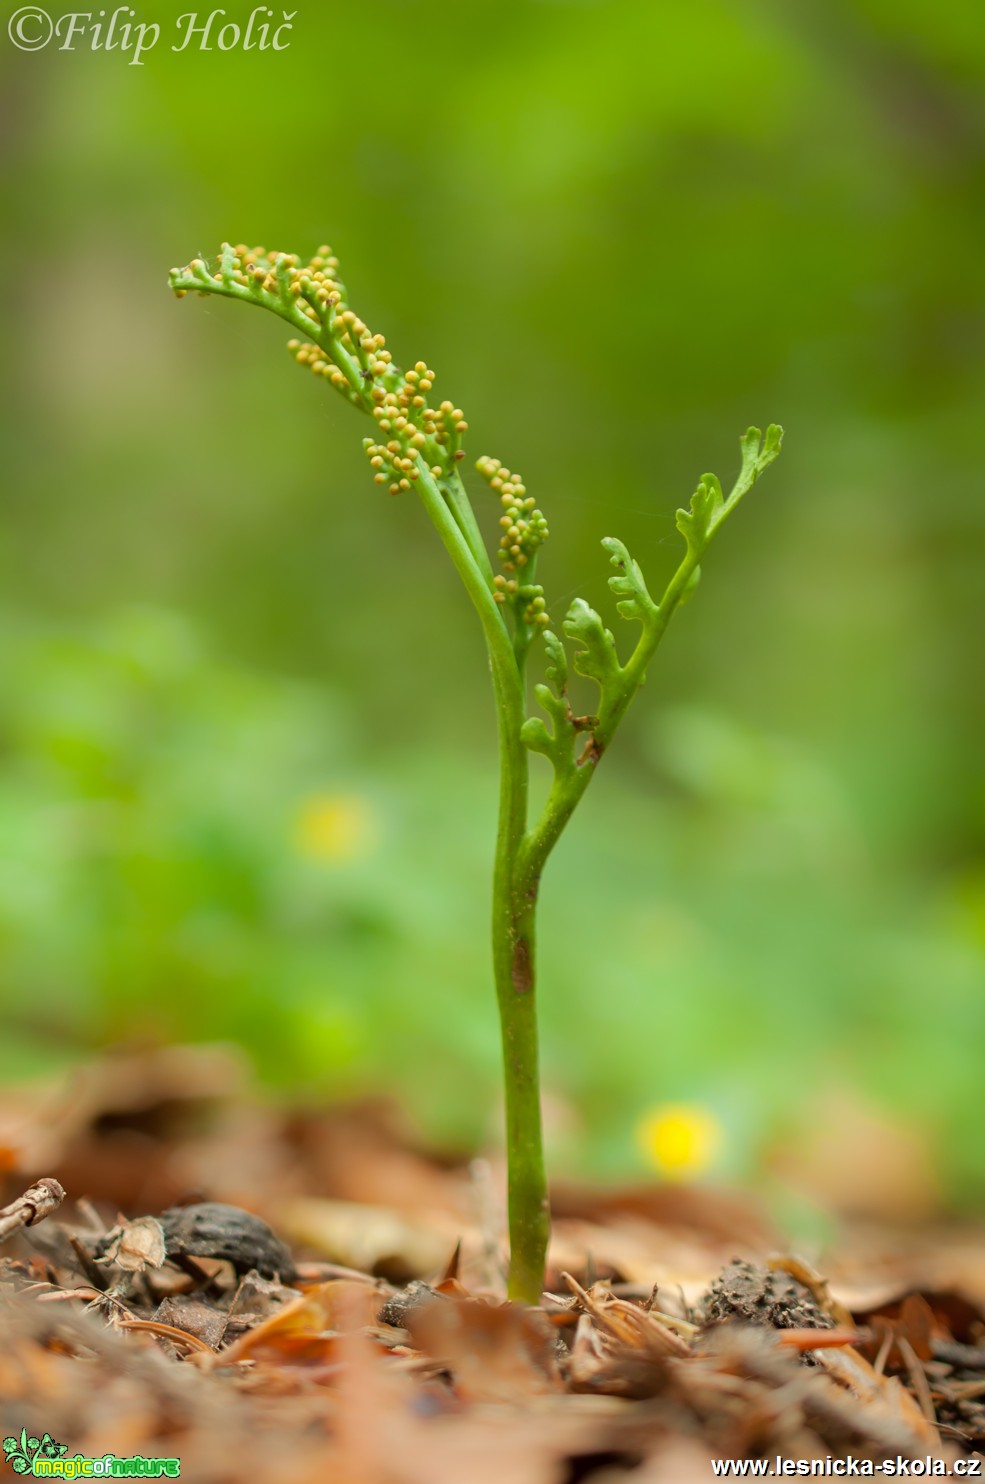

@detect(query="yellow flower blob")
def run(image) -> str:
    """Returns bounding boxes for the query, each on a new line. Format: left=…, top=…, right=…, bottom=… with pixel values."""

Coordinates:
left=636, top=1102, right=723, bottom=1181
left=293, top=793, right=377, bottom=862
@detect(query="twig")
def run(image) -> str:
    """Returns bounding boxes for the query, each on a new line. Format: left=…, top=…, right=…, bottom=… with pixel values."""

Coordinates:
left=562, top=1270, right=692, bottom=1356
left=898, top=1334, right=938, bottom=1427
left=68, top=1235, right=110, bottom=1290
left=0, top=1177, right=66, bottom=1243
left=115, top=1318, right=215, bottom=1355
left=775, top=1328, right=862, bottom=1352
left=29, top=1284, right=134, bottom=1318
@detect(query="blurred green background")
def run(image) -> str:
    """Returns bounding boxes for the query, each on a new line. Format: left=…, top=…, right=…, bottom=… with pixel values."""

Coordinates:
left=1, top=0, right=982, bottom=1206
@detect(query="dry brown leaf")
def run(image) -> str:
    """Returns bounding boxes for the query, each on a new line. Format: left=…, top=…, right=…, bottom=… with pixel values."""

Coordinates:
left=282, top=1197, right=455, bottom=1280
left=815, top=1343, right=942, bottom=1449
left=283, top=1098, right=474, bottom=1219
left=552, top=1179, right=776, bottom=1249
left=222, top=1279, right=384, bottom=1364
left=153, top=1295, right=229, bottom=1350
left=768, top=1089, right=942, bottom=1221
left=408, top=1296, right=561, bottom=1403
left=97, top=1216, right=166, bottom=1274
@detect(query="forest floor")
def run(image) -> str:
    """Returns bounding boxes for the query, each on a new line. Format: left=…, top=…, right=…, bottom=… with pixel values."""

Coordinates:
left=1, top=1045, right=983, bottom=1483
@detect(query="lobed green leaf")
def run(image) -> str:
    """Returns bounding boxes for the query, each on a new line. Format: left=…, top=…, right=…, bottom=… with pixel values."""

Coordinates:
left=602, top=537, right=659, bottom=629
left=563, top=599, right=622, bottom=691
left=675, top=425, right=783, bottom=560
left=521, top=631, right=576, bottom=776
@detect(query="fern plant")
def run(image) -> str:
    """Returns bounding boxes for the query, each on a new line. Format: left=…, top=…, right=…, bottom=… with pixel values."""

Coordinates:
left=169, top=244, right=782, bottom=1303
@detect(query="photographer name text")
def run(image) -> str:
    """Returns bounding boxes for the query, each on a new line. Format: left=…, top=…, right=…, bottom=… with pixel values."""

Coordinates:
left=7, top=6, right=296, bottom=62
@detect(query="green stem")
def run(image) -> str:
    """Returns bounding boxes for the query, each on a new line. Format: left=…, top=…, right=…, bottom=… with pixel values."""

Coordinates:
left=414, top=461, right=548, bottom=1304
left=441, top=467, right=496, bottom=587
left=493, top=869, right=548, bottom=1304
left=518, top=544, right=701, bottom=905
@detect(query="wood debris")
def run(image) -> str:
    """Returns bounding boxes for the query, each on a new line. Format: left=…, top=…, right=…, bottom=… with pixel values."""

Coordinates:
left=2, top=1064, right=984, bottom=1481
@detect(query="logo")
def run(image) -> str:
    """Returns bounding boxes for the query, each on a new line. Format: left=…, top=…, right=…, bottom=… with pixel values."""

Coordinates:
left=3, top=1434, right=66, bottom=1476
left=5, top=7, right=297, bottom=64
left=2, top=1433, right=181, bottom=1478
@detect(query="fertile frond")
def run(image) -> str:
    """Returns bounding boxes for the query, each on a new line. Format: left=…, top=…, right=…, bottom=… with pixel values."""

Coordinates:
left=169, top=244, right=469, bottom=496
left=475, top=457, right=550, bottom=576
